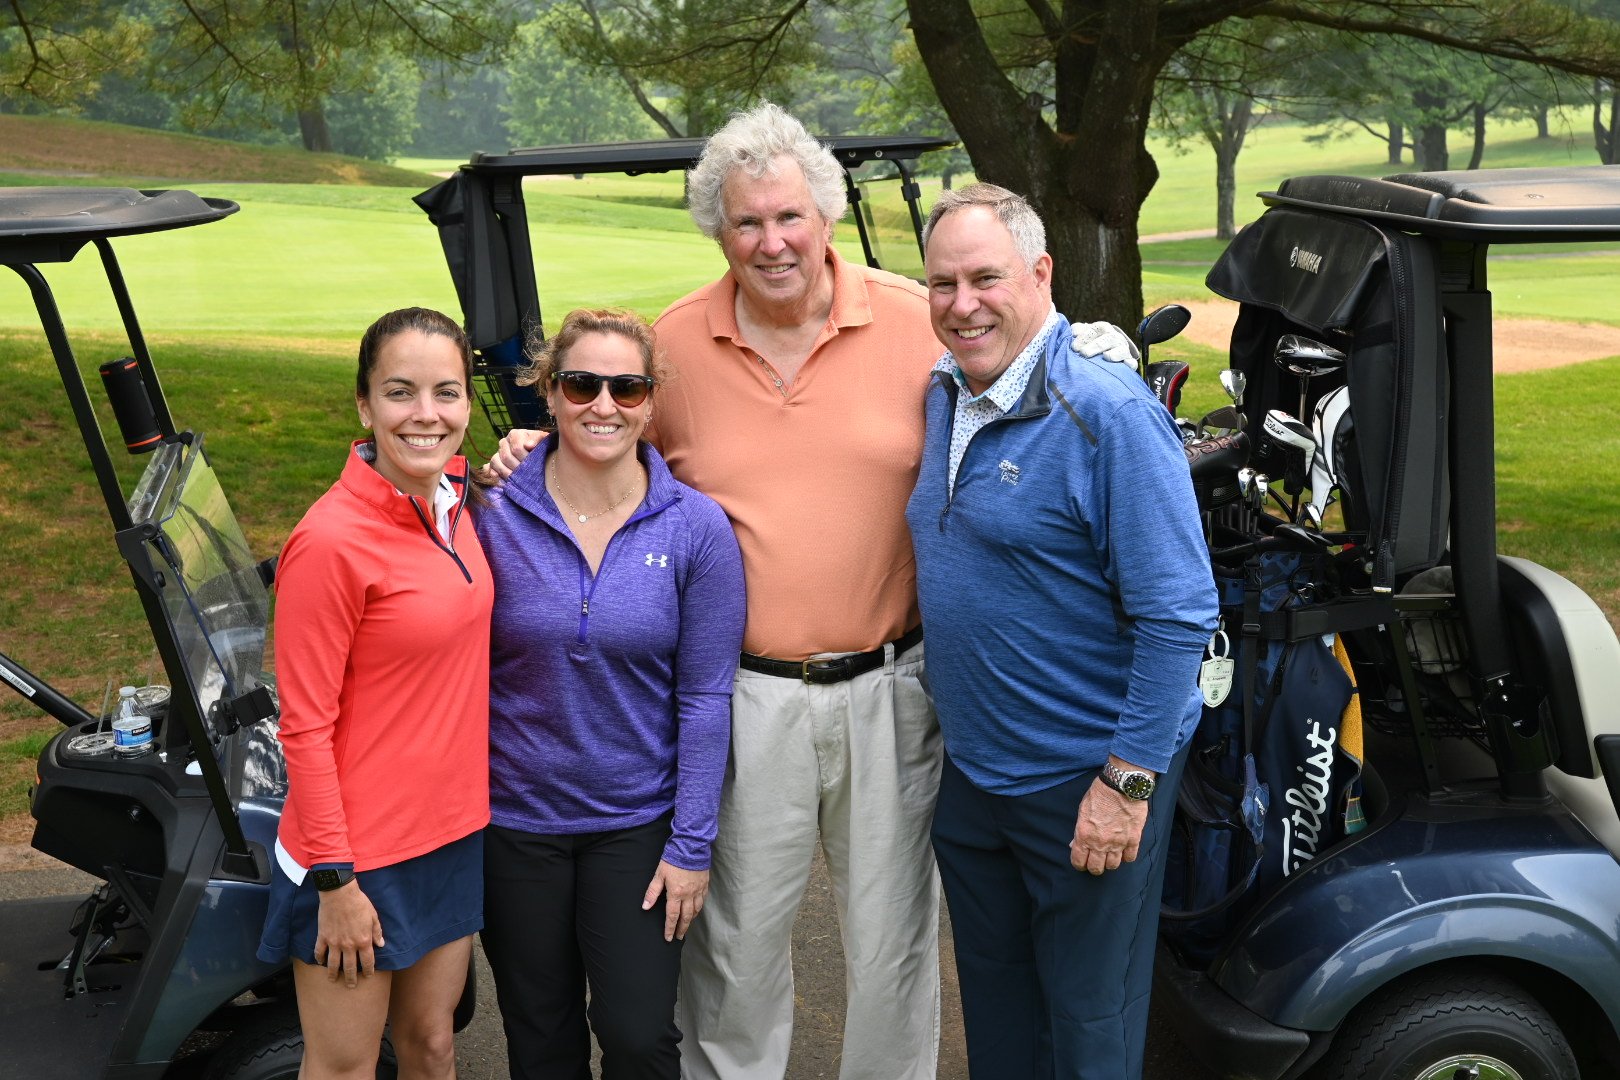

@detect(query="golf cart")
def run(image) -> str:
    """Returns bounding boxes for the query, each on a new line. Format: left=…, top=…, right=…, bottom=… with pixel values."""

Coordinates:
left=1154, top=167, right=1620, bottom=1080
left=414, top=134, right=953, bottom=434
left=0, top=187, right=469, bottom=1078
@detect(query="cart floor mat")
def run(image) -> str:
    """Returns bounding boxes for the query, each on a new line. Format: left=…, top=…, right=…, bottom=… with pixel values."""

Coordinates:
left=0, top=895, right=144, bottom=1074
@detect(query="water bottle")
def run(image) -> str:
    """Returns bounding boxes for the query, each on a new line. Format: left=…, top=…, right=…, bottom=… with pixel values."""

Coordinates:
left=112, top=685, right=154, bottom=757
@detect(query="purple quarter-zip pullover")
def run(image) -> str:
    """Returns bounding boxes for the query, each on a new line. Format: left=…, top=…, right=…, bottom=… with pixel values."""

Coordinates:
left=480, top=436, right=746, bottom=870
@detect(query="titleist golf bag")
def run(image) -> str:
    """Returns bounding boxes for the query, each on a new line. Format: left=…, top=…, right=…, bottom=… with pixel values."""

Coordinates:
left=1162, top=203, right=1453, bottom=962
left=1161, top=551, right=1368, bottom=964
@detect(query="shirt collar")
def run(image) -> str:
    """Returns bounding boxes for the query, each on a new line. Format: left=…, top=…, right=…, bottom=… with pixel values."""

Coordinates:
left=933, top=306, right=1063, bottom=409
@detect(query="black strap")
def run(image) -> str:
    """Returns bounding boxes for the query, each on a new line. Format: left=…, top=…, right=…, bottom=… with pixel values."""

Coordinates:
left=1241, top=560, right=1263, bottom=755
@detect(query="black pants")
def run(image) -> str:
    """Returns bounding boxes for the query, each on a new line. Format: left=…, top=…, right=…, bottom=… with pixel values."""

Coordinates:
left=482, top=817, right=684, bottom=1080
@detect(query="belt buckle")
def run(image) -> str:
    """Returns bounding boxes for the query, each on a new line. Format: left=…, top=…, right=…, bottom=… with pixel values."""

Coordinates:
left=801, top=657, right=847, bottom=684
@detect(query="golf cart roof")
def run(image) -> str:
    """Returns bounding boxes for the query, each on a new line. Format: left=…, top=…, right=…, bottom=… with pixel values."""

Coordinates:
left=1262, top=166, right=1620, bottom=243
left=0, top=187, right=237, bottom=264
left=460, top=134, right=956, bottom=176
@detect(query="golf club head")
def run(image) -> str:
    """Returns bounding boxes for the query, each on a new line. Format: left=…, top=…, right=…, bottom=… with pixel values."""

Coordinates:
left=1137, top=304, right=1192, bottom=348
left=1146, top=361, right=1190, bottom=415
left=1219, top=368, right=1246, bottom=407
left=1255, top=409, right=1315, bottom=496
left=1198, top=404, right=1245, bottom=438
left=1273, top=334, right=1348, bottom=378
left=1184, top=430, right=1250, bottom=481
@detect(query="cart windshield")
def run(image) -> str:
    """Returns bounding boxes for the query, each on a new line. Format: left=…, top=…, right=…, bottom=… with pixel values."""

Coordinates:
left=127, top=436, right=268, bottom=737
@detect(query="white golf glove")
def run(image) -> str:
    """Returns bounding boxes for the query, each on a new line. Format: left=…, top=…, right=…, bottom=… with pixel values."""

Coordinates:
left=1070, top=321, right=1140, bottom=371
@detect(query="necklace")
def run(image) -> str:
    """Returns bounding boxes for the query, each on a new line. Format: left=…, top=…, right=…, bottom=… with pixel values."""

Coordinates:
left=549, top=458, right=637, bottom=524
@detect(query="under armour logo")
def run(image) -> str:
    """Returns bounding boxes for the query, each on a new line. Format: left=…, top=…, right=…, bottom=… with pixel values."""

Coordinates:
left=998, top=460, right=1021, bottom=486
left=645, top=553, right=668, bottom=567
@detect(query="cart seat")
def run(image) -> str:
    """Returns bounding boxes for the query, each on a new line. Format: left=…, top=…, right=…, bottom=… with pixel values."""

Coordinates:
left=1498, top=557, right=1620, bottom=856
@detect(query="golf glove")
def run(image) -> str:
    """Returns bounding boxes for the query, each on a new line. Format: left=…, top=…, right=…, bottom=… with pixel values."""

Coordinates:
left=1070, top=321, right=1140, bottom=370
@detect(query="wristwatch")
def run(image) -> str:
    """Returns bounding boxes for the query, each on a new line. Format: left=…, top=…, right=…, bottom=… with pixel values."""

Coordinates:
left=1099, top=762, right=1157, bottom=801
left=311, top=867, right=355, bottom=892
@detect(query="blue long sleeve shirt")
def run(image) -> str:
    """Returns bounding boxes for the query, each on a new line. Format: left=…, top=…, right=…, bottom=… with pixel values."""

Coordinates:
left=480, top=437, right=746, bottom=869
left=906, top=320, right=1218, bottom=795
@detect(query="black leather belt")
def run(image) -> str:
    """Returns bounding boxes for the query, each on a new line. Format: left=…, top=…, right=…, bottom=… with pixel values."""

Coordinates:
left=740, top=625, right=923, bottom=685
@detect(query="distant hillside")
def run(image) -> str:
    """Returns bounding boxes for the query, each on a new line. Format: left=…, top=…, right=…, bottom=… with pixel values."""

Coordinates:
left=0, top=114, right=436, bottom=186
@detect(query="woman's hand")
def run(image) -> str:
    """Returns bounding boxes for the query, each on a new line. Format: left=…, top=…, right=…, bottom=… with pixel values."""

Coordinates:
left=485, top=428, right=545, bottom=481
left=313, top=881, right=386, bottom=987
left=642, top=861, right=710, bottom=942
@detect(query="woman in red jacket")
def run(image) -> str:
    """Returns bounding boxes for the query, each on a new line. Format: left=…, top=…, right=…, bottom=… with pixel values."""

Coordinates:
left=257, top=307, right=493, bottom=1079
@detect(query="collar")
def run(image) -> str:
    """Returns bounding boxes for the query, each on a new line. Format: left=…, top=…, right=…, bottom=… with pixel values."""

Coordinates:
left=933, top=306, right=1063, bottom=409
left=340, top=439, right=469, bottom=532
left=704, top=244, right=872, bottom=345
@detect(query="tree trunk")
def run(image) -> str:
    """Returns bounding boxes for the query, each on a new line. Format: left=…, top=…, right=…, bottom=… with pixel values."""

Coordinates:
left=1213, top=94, right=1251, bottom=241
left=1414, top=123, right=1448, bottom=171
left=1536, top=104, right=1550, bottom=138
left=906, top=0, right=1162, bottom=329
left=1386, top=121, right=1404, bottom=164
left=298, top=104, right=332, bottom=153
left=1466, top=102, right=1486, bottom=169
left=940, top=167, right=955, bottom=190
left=1592, top=79, right=1615, bottom=163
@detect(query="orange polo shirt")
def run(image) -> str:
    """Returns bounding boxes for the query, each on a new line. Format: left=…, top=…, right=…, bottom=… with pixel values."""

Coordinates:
left=651, top=246, right=939, bottom=661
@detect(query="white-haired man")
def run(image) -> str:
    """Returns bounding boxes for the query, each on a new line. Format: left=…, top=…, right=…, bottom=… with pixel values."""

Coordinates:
left=907, top=183, right=1218, bottom=1079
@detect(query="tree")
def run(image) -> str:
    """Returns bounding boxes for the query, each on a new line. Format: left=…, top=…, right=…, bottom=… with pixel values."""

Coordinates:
left=5, top=1, right=511, bottom=151
left=1152, top=21, right=1291, bottom=240
left=504, top=7, right=659, bottom=145
left=901, top=0, right=1620, bottom=326
left=553, top=0, right=821, bottom=138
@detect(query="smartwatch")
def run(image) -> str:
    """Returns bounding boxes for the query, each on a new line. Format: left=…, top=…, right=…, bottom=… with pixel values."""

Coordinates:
left=311, top=867, right=355, bottom=892
left=1099, top=762, right=1156, bottom=801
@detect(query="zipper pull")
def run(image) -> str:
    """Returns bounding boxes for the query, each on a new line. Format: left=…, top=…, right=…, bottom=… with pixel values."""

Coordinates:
left=581, top=598, right=589, bottom=616
left=938, top=506, right=947, bottom=532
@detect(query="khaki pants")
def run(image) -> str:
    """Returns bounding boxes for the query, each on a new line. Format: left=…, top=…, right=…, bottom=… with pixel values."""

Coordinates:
left=677, top=640, right=942, bottom=1080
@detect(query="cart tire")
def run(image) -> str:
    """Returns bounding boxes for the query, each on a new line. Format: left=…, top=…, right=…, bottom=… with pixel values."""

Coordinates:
left=203, top=1013, right=398, bottom=1080
left=1325, top=967, right=1578, bottom=1080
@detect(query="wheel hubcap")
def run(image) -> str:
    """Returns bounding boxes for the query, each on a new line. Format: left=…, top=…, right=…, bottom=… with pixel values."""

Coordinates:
left=1411, top=1054, right=1524, bottom=1080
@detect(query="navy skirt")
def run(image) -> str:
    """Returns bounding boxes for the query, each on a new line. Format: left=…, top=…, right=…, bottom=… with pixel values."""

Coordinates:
left=257, top=830, right=483, bottom=971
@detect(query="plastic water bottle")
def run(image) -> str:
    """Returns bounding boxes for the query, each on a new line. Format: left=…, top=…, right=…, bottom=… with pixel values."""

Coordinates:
left=112, top=685, right=153, bottom=757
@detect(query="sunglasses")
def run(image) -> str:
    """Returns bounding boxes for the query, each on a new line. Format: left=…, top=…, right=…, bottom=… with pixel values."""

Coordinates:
left=553, top=370, right=655, bottom=407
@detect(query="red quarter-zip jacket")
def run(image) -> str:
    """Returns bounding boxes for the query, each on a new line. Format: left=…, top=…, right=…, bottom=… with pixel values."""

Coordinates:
left=273, top=441, right=493, bottom=871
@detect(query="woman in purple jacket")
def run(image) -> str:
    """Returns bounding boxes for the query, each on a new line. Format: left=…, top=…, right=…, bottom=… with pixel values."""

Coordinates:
left=477, top=309, right=746, bottom=1080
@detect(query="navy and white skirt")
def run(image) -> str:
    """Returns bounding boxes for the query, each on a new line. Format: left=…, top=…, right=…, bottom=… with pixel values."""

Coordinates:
left=256, top=829, right=483, bottom=972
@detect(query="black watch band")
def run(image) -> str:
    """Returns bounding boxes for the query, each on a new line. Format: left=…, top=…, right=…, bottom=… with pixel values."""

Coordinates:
left=311, top=867, right=355, bottom=892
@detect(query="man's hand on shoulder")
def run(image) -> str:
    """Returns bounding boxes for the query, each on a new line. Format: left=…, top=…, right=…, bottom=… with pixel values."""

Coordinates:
left=1070, top=756, right=1154, bottom=875
left=483, top=428, right=545, bottom=483
left=1069, top=321, right=1140, bottom=371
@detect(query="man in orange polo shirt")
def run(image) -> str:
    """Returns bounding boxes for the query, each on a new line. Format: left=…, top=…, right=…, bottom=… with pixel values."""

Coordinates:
left=492, top=104, right=1135, bottom=1079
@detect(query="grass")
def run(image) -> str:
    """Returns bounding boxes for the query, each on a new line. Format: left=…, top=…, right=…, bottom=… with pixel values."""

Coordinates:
left=4, top=111, right=1620, bottom=834
left=0, top=114, right=435, bottom=188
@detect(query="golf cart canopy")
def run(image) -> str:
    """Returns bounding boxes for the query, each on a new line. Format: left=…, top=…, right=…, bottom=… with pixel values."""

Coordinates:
left=1263, top=165, right=1620, bottom=242
left=416, top=134, right=954, bottom=434
left=0, top=187, right=236, bottom=264
left=466, top=134, right=954, bottom=176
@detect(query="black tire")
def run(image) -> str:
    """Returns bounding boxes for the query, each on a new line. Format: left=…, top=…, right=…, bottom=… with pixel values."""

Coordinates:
left=203, top=1011, right=397, bottom=1080
left=1324, top=967, right=1578, bottom=1080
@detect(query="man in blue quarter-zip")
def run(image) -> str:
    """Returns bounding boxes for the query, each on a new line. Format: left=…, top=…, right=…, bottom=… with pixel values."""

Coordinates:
left=905, top=184, right=1219, bottom=1080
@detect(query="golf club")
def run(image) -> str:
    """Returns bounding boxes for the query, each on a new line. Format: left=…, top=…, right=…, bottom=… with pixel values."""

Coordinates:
left=1273, top=334, right=1347, bottom=420
left=1136, top=303, right=1192, bottom=371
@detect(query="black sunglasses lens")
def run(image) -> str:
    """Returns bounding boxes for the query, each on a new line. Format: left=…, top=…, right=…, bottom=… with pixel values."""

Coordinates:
left=608, top=376, right=651, bottom=406
left=556, top=372, right=650, bottom=407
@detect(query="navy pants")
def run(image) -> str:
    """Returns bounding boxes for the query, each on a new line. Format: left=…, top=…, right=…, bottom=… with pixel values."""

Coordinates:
left=932, top=748, right=1188, bottom=1080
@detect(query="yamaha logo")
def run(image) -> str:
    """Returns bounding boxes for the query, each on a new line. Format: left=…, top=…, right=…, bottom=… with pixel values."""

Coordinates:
left=1289, top=245, right=1323, bottom=274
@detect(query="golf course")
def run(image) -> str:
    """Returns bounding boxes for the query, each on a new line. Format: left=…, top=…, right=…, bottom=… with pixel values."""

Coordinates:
left=2, top=108, right=1619, bottom=832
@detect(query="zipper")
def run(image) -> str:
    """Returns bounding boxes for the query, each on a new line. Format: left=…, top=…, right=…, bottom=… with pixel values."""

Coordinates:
left=568, top=494, right=674, bottom=645
left=407, top=492, right=473, bottom=583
